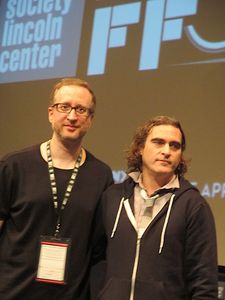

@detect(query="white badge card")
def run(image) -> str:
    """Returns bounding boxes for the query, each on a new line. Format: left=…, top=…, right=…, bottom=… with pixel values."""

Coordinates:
left=36, top=236, right=71, bottom=285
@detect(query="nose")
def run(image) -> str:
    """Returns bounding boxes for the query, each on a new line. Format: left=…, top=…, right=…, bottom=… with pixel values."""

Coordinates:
left=67, top=108, right=78, bottom=121
left=162, top=143, right=170, bottom=155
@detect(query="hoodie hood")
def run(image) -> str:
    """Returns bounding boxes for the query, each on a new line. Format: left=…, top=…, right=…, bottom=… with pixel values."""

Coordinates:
left=110, top=175, right=199, bottom=253
left=121, top=175, right=198, bottom=200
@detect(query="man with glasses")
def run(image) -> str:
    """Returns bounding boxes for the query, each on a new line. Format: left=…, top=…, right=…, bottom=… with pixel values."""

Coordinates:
left=0, top=78, right=113, bottom=300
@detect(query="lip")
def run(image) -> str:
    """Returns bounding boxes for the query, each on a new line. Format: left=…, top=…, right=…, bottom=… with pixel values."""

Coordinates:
left=157, top=159, right=171, bottom=164
left=64, top=124, right=79, bottom=130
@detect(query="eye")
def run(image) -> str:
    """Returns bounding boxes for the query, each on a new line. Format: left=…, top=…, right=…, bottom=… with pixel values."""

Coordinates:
left=58, top=104, right=71, bottom=112
left=75, top=105, right=88, bottom=115
left=169, top=142, right=182, bottom=150
left=152, top=138, right=165, bottom=146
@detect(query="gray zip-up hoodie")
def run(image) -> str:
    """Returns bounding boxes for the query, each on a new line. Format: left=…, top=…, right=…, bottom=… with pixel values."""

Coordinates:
left=99, top=176, right=218, bottom=300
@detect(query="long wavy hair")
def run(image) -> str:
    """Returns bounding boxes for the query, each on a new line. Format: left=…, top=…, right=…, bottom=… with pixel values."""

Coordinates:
left=126, top=116, right=188, bottom=176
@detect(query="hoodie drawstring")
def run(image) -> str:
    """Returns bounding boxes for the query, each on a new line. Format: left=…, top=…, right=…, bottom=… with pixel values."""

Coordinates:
left=111, top=193, right=176, bottom=254
left=111, top=197, right=125, bottom=238
left=159, top=193, right=175, bottom=254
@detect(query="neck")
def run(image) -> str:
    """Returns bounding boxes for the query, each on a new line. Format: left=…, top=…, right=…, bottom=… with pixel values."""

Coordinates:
left=141, top=171, right=174, bottom=195
left=51, top=136, right=81, bottom=158
left=41, top=137, right=83, bottom=169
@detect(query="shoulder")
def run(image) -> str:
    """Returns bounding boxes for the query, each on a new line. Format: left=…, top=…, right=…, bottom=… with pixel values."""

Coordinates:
left=103, top=176, right=135, bottom=199
left=0, top=144, right=41, bottom=172
left=78, top=150, right=114, bottom=188
left=177, top=177, right=204, bottom=200
left=176, top=177, right=213, bottom=216
left=1, top=144, right=40, bottom=162
left=84, top=150, right=112, bottom=174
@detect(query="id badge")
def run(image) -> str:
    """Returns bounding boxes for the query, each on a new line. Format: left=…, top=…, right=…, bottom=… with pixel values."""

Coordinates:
left=36, top=236, right=71, bottom=285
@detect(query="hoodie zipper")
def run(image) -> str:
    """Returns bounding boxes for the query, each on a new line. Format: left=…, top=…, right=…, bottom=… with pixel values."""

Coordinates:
left=111, top=198, right=140, bottom=300
left=111, top=194, right=175, bottom=299
left=130, top=236, right=141, bottom=300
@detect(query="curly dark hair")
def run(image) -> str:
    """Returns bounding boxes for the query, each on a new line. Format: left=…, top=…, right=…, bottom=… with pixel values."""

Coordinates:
left=126, top=116, right=188, bottom=176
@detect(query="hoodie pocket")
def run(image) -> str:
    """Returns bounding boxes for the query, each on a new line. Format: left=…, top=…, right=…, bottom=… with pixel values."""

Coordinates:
left=98, top=277, right=131, bottom=300
left=134, top=279, right=167, bottom=300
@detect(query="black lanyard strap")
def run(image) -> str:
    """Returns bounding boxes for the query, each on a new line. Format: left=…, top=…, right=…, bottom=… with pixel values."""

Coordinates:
left=46, top=140, right=82, bottom=236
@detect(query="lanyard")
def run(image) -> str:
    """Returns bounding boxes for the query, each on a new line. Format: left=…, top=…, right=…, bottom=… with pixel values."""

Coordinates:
left=46, top=140, right=82, bottom=237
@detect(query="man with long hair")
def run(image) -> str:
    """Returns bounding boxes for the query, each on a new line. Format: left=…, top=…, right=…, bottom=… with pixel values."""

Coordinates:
left=100, top=116, right=217, bottom=300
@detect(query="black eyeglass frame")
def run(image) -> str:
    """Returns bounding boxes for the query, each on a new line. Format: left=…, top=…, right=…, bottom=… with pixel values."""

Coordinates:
left=52, top=103, right=94, bottom=117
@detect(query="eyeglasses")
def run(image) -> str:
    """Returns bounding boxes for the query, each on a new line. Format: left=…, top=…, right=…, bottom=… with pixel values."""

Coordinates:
left=52, top=103, right=93, bottom=117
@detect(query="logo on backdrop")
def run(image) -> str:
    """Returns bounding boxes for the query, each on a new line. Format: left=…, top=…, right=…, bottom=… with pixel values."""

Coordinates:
left=87, top=0, right=225, bottom=75
left=0, top=0, right=85, bottom=83
left=0, top=0, right=225, bottom=83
